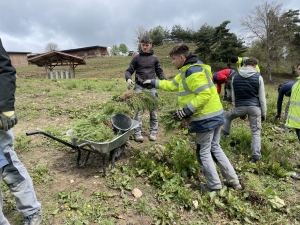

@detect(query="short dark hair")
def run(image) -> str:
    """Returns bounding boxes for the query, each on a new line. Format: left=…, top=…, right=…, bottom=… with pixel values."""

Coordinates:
left=169, top=43, right=189, bottom=57
left=230, top=56, right=238, bottom=63
left=140, top=35, right=152, bottom=44
left=297, top=62, right=300, bottom=68
left=244, top=57, right=258, bottom=66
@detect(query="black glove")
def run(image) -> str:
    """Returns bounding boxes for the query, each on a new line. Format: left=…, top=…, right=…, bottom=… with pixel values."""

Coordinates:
left=0, top=111, right=18, bottom=131
left=173, top=109, right=187, bottom=121
left=239, top=115, right=247, bottom=120
left=261, top=116, right=266, bottom=122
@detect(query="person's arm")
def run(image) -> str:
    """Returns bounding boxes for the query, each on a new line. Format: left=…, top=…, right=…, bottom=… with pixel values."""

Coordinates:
left=154, top=57, right=166, bottom=80
left=276, top=89, right=285, bottom=117
left=125, top=57, right=137, bottom=81
left=258, top=76, right=267, bottom=117
left=0, top=39, right=16, bottom=112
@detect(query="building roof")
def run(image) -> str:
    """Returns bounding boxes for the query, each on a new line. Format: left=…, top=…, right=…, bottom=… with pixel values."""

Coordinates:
left=7, top=51, right=31, bottom=54
left=61, top=45, right=107, bottom=53
left=28, top=50, right=86, bottom=67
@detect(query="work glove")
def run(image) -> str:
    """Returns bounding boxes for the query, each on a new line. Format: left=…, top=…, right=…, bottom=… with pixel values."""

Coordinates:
left=173, top=109, right=187, bottom=121
left=126, top=79, right=134, bottom=90
left=0, top=111, right=18, bottom=131
left=239, top=115, right=247, bottom=120
left=142, top=79, right=155, bottom=88
left=261, top=116, right=266, bottom=122
left=143, top=79, right=151, bottom=84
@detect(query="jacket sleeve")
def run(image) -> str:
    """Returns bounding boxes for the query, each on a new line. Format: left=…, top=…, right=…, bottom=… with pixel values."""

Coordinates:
left=154, top=57, right=166, bottom=80
left=155, top=73, right=180, bottom=91
left=0, top=39, right=16, bottom=111
left=276, top=89, right=285, bottom=116
left=258, top=76, right=267, bottom=116
left=125, top=57, right=137, bottom=81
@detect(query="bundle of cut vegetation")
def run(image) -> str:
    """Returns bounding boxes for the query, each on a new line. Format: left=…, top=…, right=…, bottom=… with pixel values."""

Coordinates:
left=117, top=90, right=159, bottom=111
left=71, top=112, right=115, bottom=142
left=159, top=109, right=190, bottom=133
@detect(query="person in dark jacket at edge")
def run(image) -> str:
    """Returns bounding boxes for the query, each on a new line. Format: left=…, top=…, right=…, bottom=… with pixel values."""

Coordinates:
left=125, top=35, right=166, bottom=142
left=275, top=81, right=296, bottom=131
left=0, top=38, right=42, bottom=225
left=222, top=58, right=267, bottom=163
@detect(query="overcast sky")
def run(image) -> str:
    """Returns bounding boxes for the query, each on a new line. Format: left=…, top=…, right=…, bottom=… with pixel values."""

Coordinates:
left=0, top=0, right=298, bottom=53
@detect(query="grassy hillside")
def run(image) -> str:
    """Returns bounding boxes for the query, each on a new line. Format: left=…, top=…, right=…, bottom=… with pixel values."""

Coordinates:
left=4, top=43, right=300, bottom=224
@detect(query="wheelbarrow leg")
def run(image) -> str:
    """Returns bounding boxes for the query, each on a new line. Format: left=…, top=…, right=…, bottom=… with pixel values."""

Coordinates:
left=76, top=149, right=91, bottom=168
left=102, top=153, right=107, bottom=176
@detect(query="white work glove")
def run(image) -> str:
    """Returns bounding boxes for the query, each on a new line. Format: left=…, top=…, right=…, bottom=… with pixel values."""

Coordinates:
left=127, top=79, right=134, bottom=90
left=0, top=111, right=18, bottom=131
left=143, top=79, right=151, bottom=84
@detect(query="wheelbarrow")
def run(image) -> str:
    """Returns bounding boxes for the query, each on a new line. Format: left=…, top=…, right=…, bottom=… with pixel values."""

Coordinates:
left=26, top=114, right=139, bottom=176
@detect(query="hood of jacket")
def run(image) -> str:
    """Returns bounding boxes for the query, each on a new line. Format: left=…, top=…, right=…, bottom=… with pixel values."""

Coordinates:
left=239, top=67, right=258, bottom=78
left=183, top=53, right=199, bottom=66
left=139, top=49, right=154, bottom=56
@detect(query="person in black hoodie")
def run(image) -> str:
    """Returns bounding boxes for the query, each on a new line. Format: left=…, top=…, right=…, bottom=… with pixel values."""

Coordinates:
left=0, top=38, right=42, bottom=225
left=125, top=35, right=166, bottom=142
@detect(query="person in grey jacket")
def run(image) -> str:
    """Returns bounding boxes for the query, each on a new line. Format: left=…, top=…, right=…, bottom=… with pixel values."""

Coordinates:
left=125, top=35, right=166, bottom=142
left=0, top=38, right=42, bottom=225
left=222, top=58, right=267, bottom=163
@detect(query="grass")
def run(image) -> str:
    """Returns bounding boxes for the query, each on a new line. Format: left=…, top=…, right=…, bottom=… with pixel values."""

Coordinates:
left=2, top=43, right=300, bottom=224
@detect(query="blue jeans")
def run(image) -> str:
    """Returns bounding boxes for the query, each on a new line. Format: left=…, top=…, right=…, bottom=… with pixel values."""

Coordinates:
left=0, top=129, right=41, bottom=217
left=195, top=127, right=240, bottom=189
left=133, top=84, right=158, bottom=136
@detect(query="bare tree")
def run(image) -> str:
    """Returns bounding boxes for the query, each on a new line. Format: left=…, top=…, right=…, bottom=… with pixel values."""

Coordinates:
left=134, top=26, right=148, bottom=50
left=45, top=42, right=59, bottom=52
left=240, top=1, right=283, bottom=80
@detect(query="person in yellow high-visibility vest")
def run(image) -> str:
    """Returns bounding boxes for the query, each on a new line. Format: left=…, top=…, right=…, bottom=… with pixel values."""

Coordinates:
left=143, top=43, right=242, bottom=192
left=285, top=62, right=300, bottom=180
left=231, top=56, right=260, bottom=72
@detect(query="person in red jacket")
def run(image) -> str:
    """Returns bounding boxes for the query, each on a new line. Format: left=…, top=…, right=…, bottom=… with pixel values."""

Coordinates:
left=212, top=69, right=237, bottom=102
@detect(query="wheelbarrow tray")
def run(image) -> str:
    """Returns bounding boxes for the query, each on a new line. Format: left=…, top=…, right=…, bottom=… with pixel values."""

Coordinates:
left=71, top=119, right=139, bottom=154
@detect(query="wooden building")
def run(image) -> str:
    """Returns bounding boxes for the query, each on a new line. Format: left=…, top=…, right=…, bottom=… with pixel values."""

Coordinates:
left=7, top=51, right=31, bottom=67
left=28, top=51, right=86, bottom=79
left=61, top=46, right=109, bottom=58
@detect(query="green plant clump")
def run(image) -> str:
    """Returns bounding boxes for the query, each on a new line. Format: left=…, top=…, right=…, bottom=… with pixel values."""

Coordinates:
left=125, top=91, right=158, bottom=111
left=72, top=113, right=115, bottom=142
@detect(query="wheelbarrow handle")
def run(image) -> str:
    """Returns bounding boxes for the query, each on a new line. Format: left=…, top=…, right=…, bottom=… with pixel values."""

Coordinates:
left=26, top=130, right=77, bottom=149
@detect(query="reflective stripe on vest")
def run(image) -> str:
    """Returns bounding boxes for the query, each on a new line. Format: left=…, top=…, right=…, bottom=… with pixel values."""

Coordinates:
left=190, top=108, right=224, bottom=121
left=290, top=100, right=300, bottom=106
left=287, top=114, right=300, bottom=122
left=178, top=67, right=214, bottom=96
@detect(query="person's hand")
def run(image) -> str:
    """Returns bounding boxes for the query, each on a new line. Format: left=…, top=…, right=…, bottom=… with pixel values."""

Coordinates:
left=275, top=114, right=281, bottom=119
left=127, top=79, right=134, bottom=90
left=0, top=111, right=18, bottom=131
left=173, top=109, right=187, bottom=121
left=143, top=79, right=151, bottom=84
left=240, top=115, right=247, bottom=120
left=261, top=116, right=266, bottom=122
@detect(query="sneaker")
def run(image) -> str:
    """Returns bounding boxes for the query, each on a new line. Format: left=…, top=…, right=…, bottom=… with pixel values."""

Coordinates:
left=221, top=129, right=230, bottom=138
left=291, top=172, right=300, bottom=180
left=149, top=133, right=157, bottom=141
left=134, top=135, right=144, bottom=143
left=250, top=157, right=260, bottom=163
left=199, top=183, right=220, bottom=192
left=22, top=210, right=43, bottom=225
left=224, top=181, right=243, bottom=190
